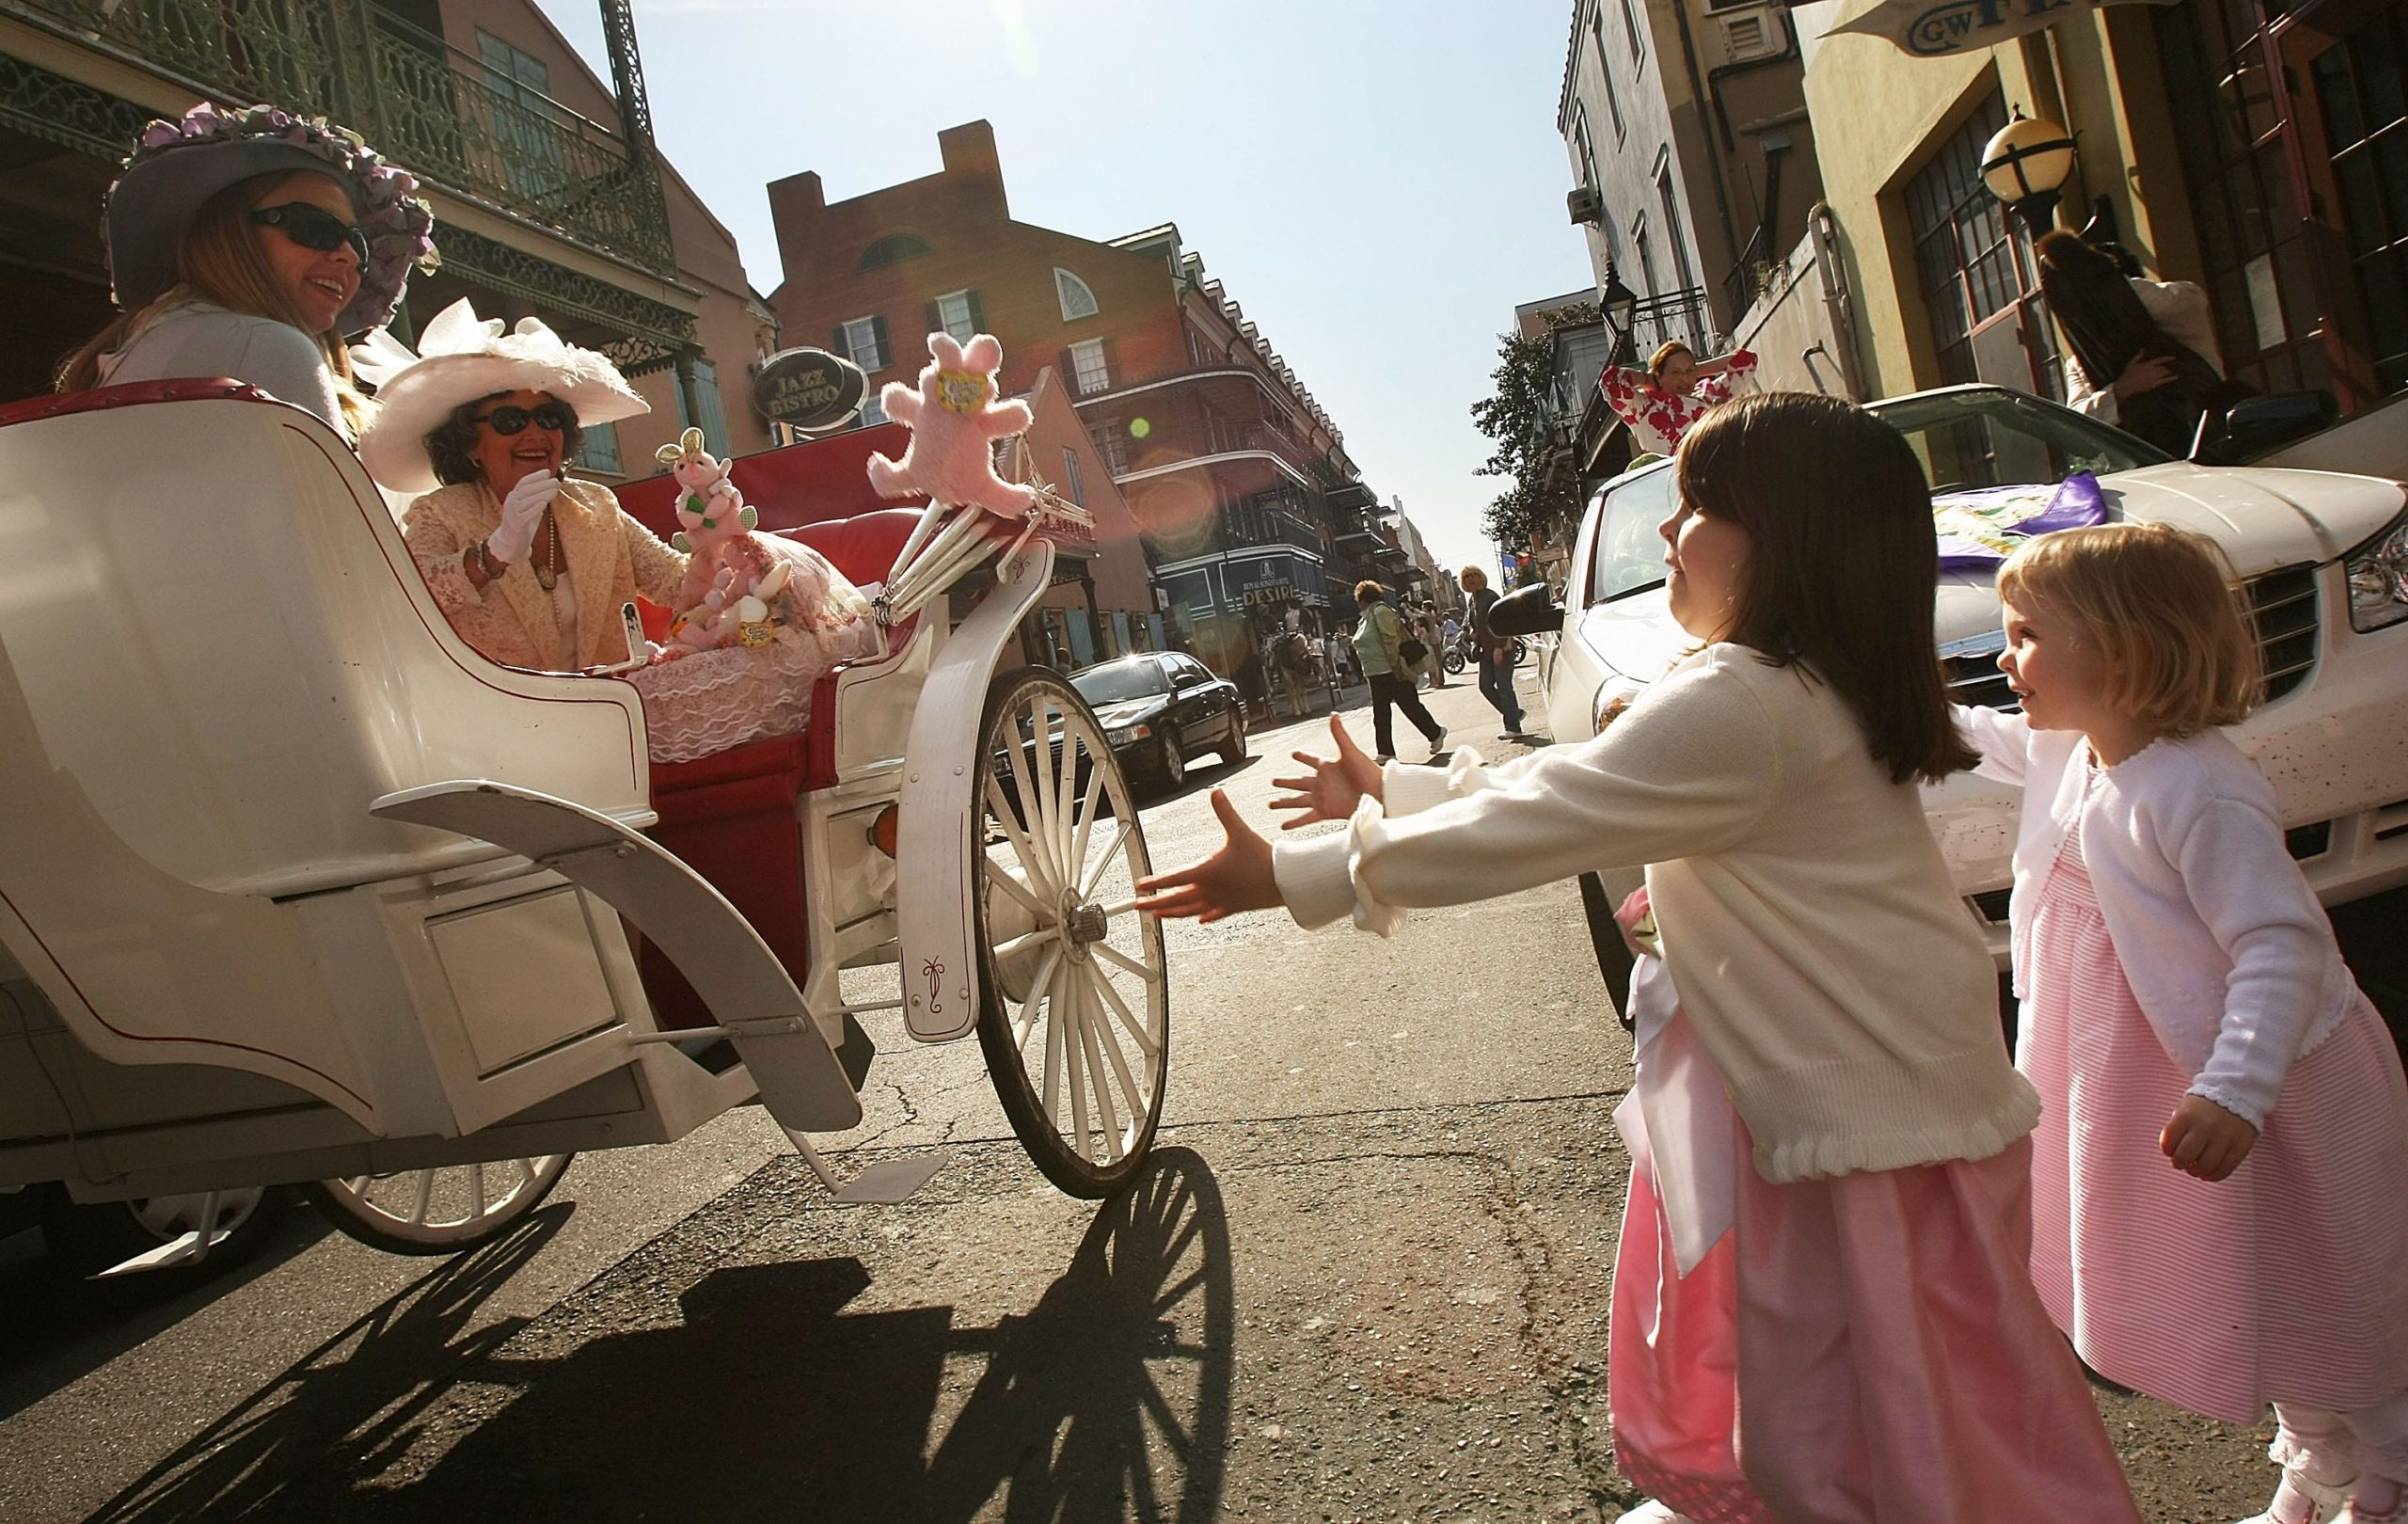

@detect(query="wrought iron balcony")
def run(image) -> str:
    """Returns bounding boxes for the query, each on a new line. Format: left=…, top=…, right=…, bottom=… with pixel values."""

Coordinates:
left=1093, top=415, right=1330, bottom=487
left=4, top=0, right=675, bottom=274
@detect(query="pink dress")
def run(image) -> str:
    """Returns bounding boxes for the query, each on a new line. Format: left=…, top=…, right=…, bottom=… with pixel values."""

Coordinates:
left=2021, top=813, right=2408, bottom=1423
left=1608, top=972, right=2141, bottom=1516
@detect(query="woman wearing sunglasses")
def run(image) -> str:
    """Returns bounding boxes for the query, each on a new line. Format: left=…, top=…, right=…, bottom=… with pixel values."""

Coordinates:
left=355, top=298, right=689, bottom=673
left=55, top=102, right=435, bottom=439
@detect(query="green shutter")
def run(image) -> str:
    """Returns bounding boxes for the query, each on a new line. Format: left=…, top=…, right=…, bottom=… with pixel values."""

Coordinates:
left=870, top=314, right=891, bottom=370
left=967, top=289, right=987, bottom=333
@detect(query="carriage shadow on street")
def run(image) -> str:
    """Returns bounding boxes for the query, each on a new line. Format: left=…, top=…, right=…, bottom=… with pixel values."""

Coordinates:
left=87, top=1148, right=1235, bottom=1523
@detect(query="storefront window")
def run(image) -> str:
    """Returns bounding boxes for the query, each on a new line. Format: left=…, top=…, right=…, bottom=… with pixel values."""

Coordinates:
left=1902, top=90, right=2062, bottom=400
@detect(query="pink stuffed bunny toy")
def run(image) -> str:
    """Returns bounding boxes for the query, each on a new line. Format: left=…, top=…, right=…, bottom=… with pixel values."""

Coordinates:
left=865, top=332, right=1038, bottom=518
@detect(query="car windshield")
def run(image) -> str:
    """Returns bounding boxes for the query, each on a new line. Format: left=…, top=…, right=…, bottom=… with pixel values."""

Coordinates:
left=1872, top=388, right=2168, bottom=492
left=1583, top=388, right=2170, bottom=607
left=1072, top=661, right=1168, bottom=705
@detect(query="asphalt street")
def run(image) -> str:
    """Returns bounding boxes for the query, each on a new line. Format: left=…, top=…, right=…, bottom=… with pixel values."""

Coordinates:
left=2, top=669, right=2290, bottom=1522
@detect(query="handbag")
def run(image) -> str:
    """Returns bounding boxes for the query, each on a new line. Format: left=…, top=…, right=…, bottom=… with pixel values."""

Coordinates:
left=1399, top=636, right=1429, bottom=666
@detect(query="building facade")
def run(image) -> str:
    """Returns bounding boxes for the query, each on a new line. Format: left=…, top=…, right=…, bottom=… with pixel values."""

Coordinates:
left=1558, top=0, right=1825, bottom=346
left=1795, top=0, right=2404, bottom=422
left=1, top=0, right=777, bottom=480
left=766, top=119, right=1386, bottom=691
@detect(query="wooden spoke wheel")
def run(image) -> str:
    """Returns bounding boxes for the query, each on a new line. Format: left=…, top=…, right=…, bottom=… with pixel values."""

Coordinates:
left=974, top=669, right=1170, bottom=1199
left=307, top=1154, right=573, bottom=1256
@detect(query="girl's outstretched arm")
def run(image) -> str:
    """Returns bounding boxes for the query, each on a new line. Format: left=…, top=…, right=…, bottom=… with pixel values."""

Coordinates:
left=1133, top=789, right=1279, bottom=923
left=1269, top=714, right=1385, bottom=829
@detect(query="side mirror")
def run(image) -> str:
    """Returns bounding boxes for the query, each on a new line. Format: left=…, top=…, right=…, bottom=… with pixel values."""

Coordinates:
left=2199, top=389, right=2337, bottom=463
left=1172, top=671, right=1205, bottom=691
left=1486, top=580, right=1560, bottom=638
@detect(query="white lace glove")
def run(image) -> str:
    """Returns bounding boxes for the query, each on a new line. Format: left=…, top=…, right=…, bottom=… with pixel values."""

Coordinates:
left=488, top=471, right=561, bottom=564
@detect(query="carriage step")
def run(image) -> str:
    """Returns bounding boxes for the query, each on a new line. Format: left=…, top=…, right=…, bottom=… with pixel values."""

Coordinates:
left=783, top=1128, right=946, bottom=1205
left=93, top=1192, right=236, bottom=1278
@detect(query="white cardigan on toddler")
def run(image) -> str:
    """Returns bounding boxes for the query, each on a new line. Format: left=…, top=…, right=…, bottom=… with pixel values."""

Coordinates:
left=1274, top=644, right=2038, bottom=1183
left=1957, top=706, right=2359, bottom=1127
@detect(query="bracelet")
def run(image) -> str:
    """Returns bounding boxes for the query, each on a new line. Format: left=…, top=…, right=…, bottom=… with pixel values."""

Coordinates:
left=467, top=539, right=496, bottom=580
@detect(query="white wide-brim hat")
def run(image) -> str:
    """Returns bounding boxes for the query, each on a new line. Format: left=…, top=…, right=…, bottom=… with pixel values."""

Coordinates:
left=352, top=297, right=649, bottom=495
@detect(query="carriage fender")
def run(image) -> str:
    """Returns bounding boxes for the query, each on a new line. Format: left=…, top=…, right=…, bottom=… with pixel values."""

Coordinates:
left=895, top=534, right=1058, bottom=1042
left=369, top=782, right=862, bottom=1133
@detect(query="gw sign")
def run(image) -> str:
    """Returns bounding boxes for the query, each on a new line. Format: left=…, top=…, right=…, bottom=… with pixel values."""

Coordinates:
left=752, top=347, right=867, bottom=432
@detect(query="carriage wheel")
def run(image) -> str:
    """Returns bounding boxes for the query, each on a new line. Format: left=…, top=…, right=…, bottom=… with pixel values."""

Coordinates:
left=974, top=669, right=1170, bottom=1199
left=305, top=1154, right=573, bottom=1256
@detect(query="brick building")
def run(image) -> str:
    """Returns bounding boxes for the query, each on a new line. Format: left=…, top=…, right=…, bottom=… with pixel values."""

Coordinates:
left=766, top=120, right=1387, bottom=690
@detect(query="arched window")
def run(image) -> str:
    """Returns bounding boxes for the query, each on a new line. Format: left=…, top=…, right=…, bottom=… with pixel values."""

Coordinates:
left=858, top=233, right=932, bottom=271
left=1054, top=267, right=1099, bottom=321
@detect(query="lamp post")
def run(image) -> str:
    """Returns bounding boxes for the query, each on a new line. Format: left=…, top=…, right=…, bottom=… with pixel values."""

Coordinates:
left=1979, top=108, right=2078, bottom=238
left=1598, top=261, right=1640, bottom=365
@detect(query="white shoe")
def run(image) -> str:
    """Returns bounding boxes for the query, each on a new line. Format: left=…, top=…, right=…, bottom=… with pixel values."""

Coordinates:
left=2238, top=1470, right=2354, bottom=1524
left=1426, top=726, right=1447, bottom=756
left=1615, top=1502, right=1695, bottom=1524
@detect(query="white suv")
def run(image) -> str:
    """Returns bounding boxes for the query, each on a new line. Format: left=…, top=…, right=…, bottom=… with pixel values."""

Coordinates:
left=1508, top=385, right=2408, bottom=1009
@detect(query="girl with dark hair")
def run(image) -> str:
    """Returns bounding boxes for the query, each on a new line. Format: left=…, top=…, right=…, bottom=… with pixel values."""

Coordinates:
left=1135, top=393, right=2143, bottom=1523
left=2035, top=230, right=2240, bottom=456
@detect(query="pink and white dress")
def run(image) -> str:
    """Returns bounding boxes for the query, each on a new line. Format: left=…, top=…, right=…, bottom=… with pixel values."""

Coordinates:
left=1599, top=350, right=1758, bottom=456
left=2021, top=805, right=2408, bottom=1424
left=1607, top=891, right=2141, bottom=1522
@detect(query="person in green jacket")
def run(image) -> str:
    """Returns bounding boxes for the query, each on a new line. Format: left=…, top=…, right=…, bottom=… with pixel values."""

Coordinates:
left=1352, top=579, right=1446, bottom=761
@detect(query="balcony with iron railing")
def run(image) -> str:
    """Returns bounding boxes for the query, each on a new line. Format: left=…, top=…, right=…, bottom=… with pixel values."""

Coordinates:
left=4, top=0, right=675, bottom=274
left=1091, top=415, right=1331, bottom=489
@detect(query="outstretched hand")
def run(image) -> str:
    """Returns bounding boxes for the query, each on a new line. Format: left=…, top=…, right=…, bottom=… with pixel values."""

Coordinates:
left=1268, top=714, right=1386, bottom=830
left=1133, top=788, right=1281, bottom=924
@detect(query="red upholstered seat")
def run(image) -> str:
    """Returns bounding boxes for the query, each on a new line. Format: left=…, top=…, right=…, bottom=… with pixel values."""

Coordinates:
left=635, top=509, right=924, bottom=1029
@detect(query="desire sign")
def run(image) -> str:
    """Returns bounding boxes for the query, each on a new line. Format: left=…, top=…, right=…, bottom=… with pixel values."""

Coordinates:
left=752, top=347, right=867, bottom=431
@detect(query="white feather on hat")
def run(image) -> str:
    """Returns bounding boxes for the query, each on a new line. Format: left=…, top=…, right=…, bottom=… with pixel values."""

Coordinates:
left=353, top=297, right=650, bottom=495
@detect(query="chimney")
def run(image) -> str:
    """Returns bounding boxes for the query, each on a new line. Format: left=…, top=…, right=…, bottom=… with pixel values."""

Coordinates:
left=937, top=120, right=1008, bottom=218
left=766, top=169, right=826, bottom=294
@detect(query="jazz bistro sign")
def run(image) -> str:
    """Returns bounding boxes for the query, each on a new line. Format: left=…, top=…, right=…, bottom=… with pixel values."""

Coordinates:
left=752, top=347, right=866, bottom=432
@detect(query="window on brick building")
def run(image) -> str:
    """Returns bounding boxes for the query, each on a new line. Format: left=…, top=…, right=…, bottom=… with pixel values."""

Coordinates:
left=1069, top=338, right=1111, bottom=396
left=1090, top=425, right=1130, bottom=475
left=837, top=314, right=891, bottom=373
left=1056, top=269, right=1100, bottom=322
left=1061, top=447, right=1085, bottom=506
left=858, top=233, right=931, bottom=271
left=929, top=289, right=984, bottom=341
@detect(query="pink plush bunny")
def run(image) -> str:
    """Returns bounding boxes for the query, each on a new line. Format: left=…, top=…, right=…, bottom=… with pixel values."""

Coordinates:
left=865, top=332, right=1038, bottom=518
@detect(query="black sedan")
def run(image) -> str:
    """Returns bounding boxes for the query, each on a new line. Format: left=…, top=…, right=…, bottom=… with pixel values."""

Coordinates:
left=1070, top=653, right=1247, bottom=789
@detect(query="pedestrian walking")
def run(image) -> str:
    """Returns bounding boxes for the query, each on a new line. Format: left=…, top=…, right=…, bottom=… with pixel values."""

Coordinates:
left=1416, top=604, right=1450, bottom=689
left=1272, top=627, right=1317, bottom=720
left=1966, top=523, right=2408, bottom=1524
left=1135, top=394, right=2144, bottom=1524
left=1347, top=581, right=1444, bottom=762
left=1459, top=565, right=1526, bottom=738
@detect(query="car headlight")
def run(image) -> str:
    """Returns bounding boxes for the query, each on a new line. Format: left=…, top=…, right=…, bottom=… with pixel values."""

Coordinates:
left=2346, top=506, right=2408, bottom=633
left=1107, top=722, right=1152, bottom=745
left=1592, top=680, right=1640, bottom=734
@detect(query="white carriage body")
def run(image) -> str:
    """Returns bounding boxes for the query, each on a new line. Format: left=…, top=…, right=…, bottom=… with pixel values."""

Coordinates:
left=0, top=385, right=1061, bottom=1208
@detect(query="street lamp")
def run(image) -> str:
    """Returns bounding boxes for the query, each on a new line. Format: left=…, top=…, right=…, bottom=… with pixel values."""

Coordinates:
left=1980, top=108, right=2078, bottom=238
left=1598, top=261, right=1640, bottom=364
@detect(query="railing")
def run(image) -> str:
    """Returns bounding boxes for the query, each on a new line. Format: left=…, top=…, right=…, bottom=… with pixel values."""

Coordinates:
left=1625, top=287, right=1716, bottom=359
left=5, top=0, right=675, bottom=274
left=1099, top=416, right=1327, bottom=483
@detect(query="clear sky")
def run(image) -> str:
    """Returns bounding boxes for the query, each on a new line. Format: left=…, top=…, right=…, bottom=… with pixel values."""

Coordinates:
left=536, top=0, right=1599, bottom=580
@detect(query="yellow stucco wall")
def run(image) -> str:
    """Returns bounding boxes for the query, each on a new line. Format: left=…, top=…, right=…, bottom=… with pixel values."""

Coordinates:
left=1800, top=7, right=2194, bottom=400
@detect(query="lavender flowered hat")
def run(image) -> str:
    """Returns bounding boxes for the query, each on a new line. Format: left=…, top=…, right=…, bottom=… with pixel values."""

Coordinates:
left=104, top=102, right=439, bottom=336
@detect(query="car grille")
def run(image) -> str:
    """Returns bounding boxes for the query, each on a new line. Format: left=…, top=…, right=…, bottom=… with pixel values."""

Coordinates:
left=1942, top=564, right=2321, bottom=712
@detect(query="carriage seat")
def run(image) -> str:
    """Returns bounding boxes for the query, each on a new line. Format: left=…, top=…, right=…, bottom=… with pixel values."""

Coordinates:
left=638, top=508, right=924, bottom=1029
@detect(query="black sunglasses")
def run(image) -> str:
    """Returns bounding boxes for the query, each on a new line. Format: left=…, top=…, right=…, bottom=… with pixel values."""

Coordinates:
left=472, top=401, right=576, bottom=436
left=249, top=201, right=371, bottom=267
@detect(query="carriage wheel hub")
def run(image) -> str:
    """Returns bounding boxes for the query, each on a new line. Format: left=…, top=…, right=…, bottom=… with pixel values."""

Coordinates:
left=1065, top=902, right=1109, bottom=947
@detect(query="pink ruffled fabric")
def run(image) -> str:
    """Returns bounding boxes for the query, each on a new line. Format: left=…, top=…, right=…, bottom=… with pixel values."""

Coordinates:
left=627, top=543, right=879, bottom=765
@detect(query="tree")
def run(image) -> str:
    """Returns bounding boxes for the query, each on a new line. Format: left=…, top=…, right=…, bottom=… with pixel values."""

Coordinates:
left=1469, top=303, right=1599, bottom=553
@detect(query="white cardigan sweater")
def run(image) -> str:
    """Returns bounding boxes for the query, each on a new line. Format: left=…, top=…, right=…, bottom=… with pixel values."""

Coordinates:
left=1275, top=645, right=2037, bottom=1183
left=1958, top=706, right=2357, bottom=1127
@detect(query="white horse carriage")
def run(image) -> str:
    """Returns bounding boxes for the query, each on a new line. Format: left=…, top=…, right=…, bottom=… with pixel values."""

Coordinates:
left=0, top=377, right=1172, bottom=1275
